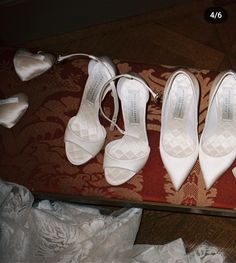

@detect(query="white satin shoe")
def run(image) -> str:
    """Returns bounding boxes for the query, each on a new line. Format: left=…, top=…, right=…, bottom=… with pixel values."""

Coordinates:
left=99, top=74, right=159, bottom=185
left=64, top=54, right=117, bottom=165
left=199, top=70, right=236, bottom=189
left=0, top=93, right=29, bottom=128
left=13, top=49, right=118, bottom=165
left=160, top=70, right=199, bottom=191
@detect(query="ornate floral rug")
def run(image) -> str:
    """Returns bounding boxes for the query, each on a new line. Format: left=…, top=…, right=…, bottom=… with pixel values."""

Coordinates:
left=0, top=48, right=236, bottom=211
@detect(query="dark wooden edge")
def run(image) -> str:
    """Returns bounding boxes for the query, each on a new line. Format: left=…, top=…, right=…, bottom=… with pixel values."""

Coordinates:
left=33, top=191, right=236, bottom=218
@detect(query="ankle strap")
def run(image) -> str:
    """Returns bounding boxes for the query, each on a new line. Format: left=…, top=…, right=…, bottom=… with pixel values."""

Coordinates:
left=58, top=53, right=116, bottom=80
left=58, top=53, right=120, bottom=132
left=99, top=74, right=160, bottom=137
left=57, top=53, right=116, bottom=76
left=57, top=53, right=99, bottom=63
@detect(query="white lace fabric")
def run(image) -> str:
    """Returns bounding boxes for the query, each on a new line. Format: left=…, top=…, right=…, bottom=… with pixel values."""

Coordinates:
left=0, top=180, right=233, bottom=263
left=187, top=242, right=234, bottom=263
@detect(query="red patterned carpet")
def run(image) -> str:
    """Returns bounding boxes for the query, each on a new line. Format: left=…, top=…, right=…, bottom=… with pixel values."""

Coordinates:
left=1, top=48, right=236, bottom=212
left=2, top=0, right=236, bottom=258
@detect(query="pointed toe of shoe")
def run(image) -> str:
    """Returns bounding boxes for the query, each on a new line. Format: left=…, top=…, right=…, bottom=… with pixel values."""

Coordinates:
left=200, top=158, right=222, bottom=190
left=170, top=171, right=188, bottom=191
left=199, top=149, right=236, bottom=190
left=160, top=147, right=198, bottom=191
left=204, top=174, right=217, bottom=190
left=165, top=161, right=195, bottom=191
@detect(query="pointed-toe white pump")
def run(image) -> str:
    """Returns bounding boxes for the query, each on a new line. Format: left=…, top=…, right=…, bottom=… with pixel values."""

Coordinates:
left=160, top=69, right=200, bottom=191
left=199, top=70, right=236, bottom=189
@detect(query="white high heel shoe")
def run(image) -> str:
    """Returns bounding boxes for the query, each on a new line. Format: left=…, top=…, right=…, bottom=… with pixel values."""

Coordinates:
left=160, top=69, right=199, bottom=191
left=199, top=70, right=236, bottom=189
left=64, top=54, right=117, bottom=165
left=13, top=50, right=119, bottom=165
left=99, top=73, right=159, bottom=186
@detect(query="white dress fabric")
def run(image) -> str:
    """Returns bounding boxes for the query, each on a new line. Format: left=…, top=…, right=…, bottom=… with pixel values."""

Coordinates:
left=0, top=180, right=233, bottom=263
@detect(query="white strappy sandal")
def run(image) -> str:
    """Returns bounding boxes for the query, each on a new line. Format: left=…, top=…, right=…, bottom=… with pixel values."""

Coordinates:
left=63, top=53, right=117, bottom=165
left=99, top=73, right=159, bottom=186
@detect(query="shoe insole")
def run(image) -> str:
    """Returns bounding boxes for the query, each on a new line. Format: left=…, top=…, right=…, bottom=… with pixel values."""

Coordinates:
left=163, top=73, right=195, bottom=158
left=66, top=60, right=114, bottom=164
left=108, top=78, right=149, bottom=160
left=202, top=74, right=236, bottom=157
left=105, top=78, right=149, bottom=185
left=72, top=61, right=110, bottom=141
